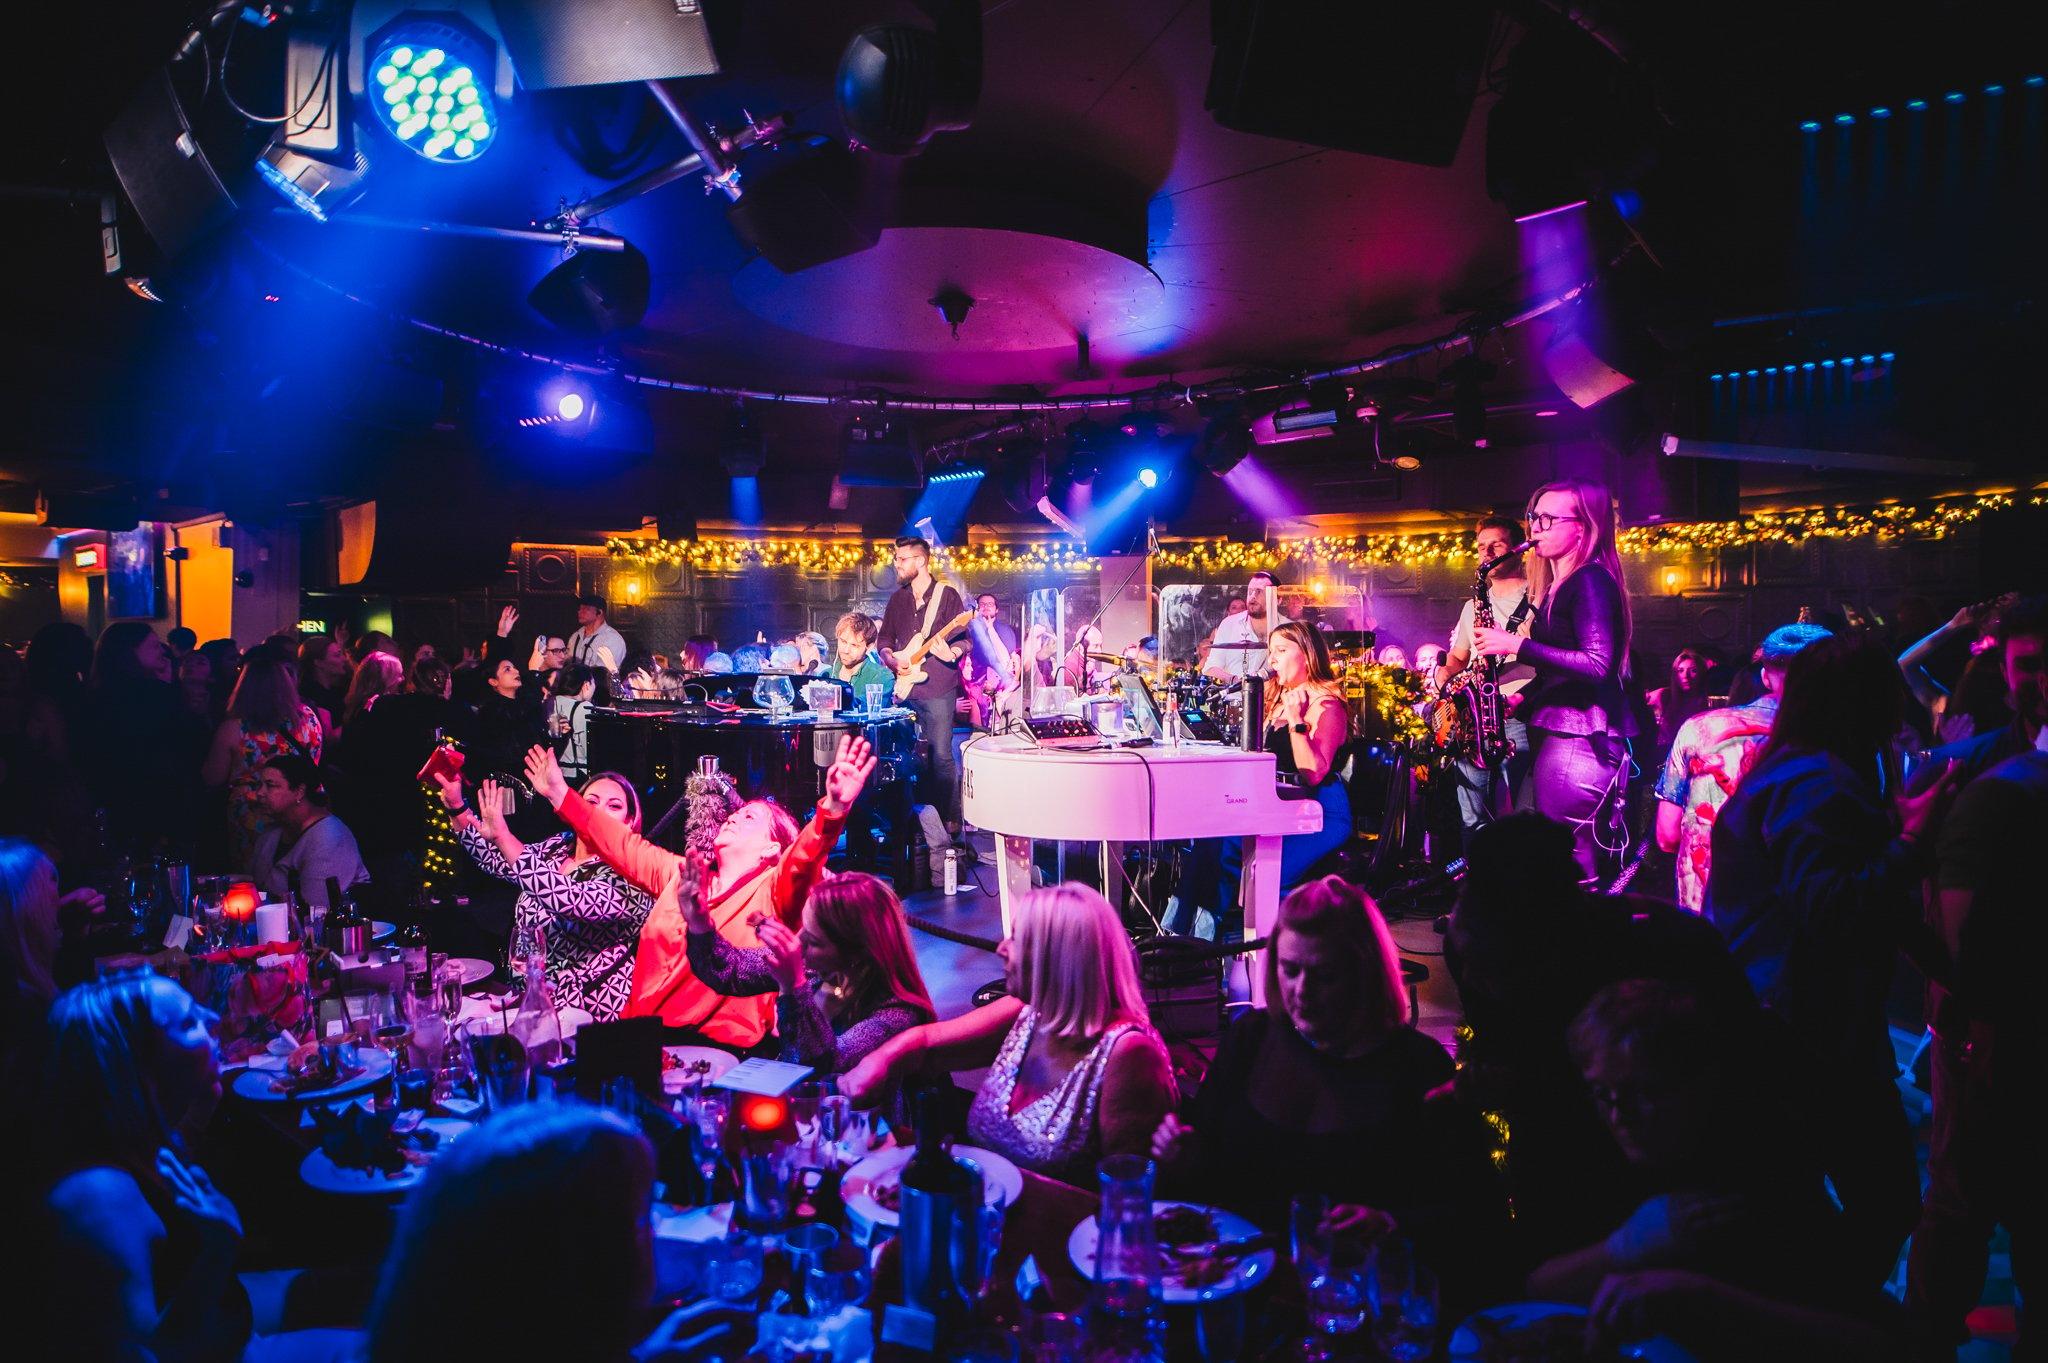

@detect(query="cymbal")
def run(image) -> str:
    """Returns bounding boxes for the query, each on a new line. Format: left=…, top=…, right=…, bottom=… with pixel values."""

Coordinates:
left=1084, top=651, right=1129, bottom=665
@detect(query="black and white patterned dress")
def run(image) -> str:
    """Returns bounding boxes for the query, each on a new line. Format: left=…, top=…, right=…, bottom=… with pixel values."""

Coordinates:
left=456, top=825, right=652, bottom=1021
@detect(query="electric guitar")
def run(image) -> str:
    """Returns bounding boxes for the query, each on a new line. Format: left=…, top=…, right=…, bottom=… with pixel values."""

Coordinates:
left=891, top=609, right=975, bottom=700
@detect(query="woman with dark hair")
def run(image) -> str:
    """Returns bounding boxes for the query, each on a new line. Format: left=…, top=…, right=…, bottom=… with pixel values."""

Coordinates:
left=202, top=658, right=324, bottom=873
left=1, top=838, right=104, bottom=1070
left=432, top=766, right=653, bottom=1020
left=1257, top=619, right=1356, bottom=883
left=1649, top=648, right=1712, bottom=750
left=83, top=623, right=208, bottom=856
left=23, top=971, right=358, bottom=1362
left=248, top=756, right=367, bottom=909
left=20, top=620, right=94, bottom=764
left=682, top=869, right=936, bottom=1075
left=364, top=1103, right=654, bottom=1363
left=1706, top=632, right=1957, bottom=1287
left=522, top=737, right=875, bottom=1048
left=1474, top=478, right=1638, bottom=885
left=295, top=636, right=349, bottom=737
left=1152, top=876, right=1502, bottom=1271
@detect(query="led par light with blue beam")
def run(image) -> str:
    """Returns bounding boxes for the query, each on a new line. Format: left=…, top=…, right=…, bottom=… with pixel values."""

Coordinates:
left=350, top=3, right=516, bottom=165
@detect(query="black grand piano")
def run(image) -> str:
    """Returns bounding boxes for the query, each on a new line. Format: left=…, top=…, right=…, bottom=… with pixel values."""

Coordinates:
left=585, top=673, right=922, bottom=886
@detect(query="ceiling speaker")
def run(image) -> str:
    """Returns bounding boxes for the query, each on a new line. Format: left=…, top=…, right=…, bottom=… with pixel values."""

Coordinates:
left=103, top=69, right=241, bottom=259
left=489, top=0, right=719, bottom=89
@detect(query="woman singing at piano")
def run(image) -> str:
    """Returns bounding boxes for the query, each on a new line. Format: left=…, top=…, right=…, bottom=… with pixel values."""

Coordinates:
left=1472, top=478, right=1637, bottom=886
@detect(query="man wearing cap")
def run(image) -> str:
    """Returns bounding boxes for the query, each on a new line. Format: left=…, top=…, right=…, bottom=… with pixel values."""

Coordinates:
left=1653, top=621, right=1832, bottom=913
left=568, top=594, right=628, bottom=677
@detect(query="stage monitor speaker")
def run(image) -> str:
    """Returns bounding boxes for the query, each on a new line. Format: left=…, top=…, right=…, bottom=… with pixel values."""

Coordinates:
left=489, top=0, right=719, bottom=89
left=1205, top=0, right=1492, bottom=167
left=103, top=69, right=240, bottom=259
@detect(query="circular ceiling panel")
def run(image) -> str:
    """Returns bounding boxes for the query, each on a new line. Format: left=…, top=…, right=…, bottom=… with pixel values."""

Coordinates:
left=731, top=226, right=1165, bottom=353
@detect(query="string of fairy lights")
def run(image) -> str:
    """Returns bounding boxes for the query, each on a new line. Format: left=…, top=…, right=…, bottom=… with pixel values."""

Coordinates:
left=603, top=488, right=2045, bottom=577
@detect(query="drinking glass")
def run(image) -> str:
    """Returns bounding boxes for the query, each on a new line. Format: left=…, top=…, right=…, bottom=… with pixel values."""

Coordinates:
left=434, top=960, right=467, bottom=1023
left=1365, top=1238, right=1438, bottom=1363
left=1289, top=1193, right=1333, bottom=1279
left=1019, top=1311, right=1085, bottom=1363
left=865, top=683, right=886, bottom=713
left=464, top=1022, right=530, bottom=1114
left=824, top=1099, right=871, bottom=1168
left=1306, top=1236, right=1369, bottom=1339
left=703, top=1230, right=766, bottom=1304
left=805, top=1255, right=871, bottom=1316
left=397, top=1067, right=434, bottom=1111
left=687, top=1090, right=732, bottom=1197
left=1194, top=1274, right=1250, bottom=1362
left=790, top=1079, right=832, bottom=1147
left=781, top=1224, right=839, bottom=1310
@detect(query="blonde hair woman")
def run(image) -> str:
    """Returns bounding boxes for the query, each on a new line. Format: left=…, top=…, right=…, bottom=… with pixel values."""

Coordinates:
left=843, top=883, right=1176, bottom=1182
left=1472, top=478, right=1637, bottom=884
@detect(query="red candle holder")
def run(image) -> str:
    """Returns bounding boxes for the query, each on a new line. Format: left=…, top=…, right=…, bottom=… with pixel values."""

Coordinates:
left=221, top=882, right=260, bottom=923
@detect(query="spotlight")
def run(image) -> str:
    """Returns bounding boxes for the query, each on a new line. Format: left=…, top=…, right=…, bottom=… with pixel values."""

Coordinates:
left=1064, top=419, right=1106, bottom=485
left=528, top=244, right=651, bottom=337
left=518, top=379, right=593, bottom=430
left=1137, top=467, right=1159, bottom=489
left=1799, top=120, right=1821, bottom=132
left=256, top=141, right=370, bottom=221
left=838, top=411, right=922, bottom=488
left=1390, top=453, right=1423, bottom=472
left=1984, top=84, right=2004, bottom=96
left=557, top=392, right=586, bottom=421
left=1833, top=113, right=1855, bottom=125
left=718, top=405, right=766, bottom=478
left=1869, top=106, right=1892, bottom=119
left=1194, top=414, right=1253, bottom=475
left=837, top=0, right=982, bottom=155
left=365, top=21, right=503, bottom=162
left=1943, top=91, right=1966, bottom=103
left=996, top=440, right=1049, bottom=514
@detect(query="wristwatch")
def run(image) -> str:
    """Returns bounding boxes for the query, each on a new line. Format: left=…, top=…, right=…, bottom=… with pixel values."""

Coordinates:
left=1292, top=722, right=1310, bottom=735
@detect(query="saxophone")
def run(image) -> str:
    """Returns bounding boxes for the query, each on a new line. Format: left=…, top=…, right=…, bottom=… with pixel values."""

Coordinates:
left=1436, top=555, right=1520, bottom=766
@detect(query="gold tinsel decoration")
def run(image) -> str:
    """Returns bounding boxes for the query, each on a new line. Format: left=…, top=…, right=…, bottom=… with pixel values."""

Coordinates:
left=602, top=488, right=2045, bottom=578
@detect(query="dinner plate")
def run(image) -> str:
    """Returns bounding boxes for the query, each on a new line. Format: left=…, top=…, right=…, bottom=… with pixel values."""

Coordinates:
left=660, top=1044, right=741, bottom=1093
left=370, top=921, right=398, bottom=944
left=298, top=1118, right=474, bottom=1195
left=1066, top=1201, right=1275, bottom=1305
left=1449, top=1302, right=1696, bottom=1362
left=842, top=1144, right=1024, bottom=1233
left=447, top=956, right=495, bottom=986
left=231, top=1047, right=394, bottom=1104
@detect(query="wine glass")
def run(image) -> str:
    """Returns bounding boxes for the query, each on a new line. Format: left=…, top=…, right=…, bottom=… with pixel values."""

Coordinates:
left=753, top=674, right=796, bottom=716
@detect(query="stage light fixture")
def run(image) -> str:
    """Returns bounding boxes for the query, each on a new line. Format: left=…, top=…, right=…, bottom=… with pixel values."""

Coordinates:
left=836, top=0, right=982, bottom=155
left=717, top=405, right=766, bottom=477
left=367, top=23, right=501, bottom=162
left=557, top=392, right=585, bottom=421
left=838, top=412, right=922, bottom=488
left=1194, top=415, right=1253, bottom=475
left=996, top=440, right=1049, bottom=513
left=1063, top=419, right=1106, bottom=485
left=1137, top=467, right=1159, bottom=489
left=256, top=140, right=370, bottom=221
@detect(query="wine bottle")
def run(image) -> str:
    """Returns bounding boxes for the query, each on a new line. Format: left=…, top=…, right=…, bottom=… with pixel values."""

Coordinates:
left=399, top=909, right=429, bottom=994
left=896, top=1084, right=979, bottom=1344
left=507, top=928, right=562, bottom=1067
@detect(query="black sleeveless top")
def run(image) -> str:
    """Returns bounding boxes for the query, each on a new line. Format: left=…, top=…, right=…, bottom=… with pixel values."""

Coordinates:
left=1265, top=692, right=1342, bottom=789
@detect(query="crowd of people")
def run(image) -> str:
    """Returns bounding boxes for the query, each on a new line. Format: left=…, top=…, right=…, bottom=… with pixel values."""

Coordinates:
left=1, top=497, right=2043, bottom=1358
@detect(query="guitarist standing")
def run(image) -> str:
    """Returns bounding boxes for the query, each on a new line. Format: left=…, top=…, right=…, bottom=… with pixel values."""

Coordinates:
left=879, top=535, right=969, bottom=842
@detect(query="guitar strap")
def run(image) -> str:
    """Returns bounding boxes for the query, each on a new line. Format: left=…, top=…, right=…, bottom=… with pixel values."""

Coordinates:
left=915, top=580, right=948, bottom=646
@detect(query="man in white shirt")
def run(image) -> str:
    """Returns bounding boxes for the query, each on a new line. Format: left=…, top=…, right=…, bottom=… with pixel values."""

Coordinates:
left=247, top=755, right=368, bottom=905
left=1203, top=570, right=1289, bottom=681
left=567, top=593, right=628, bottom=677
left=1435, top=518, right=1536, bottom=841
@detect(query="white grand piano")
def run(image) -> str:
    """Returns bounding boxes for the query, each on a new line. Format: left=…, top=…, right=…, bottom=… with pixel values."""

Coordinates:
left=961, top=735, right=1322, bottom=1006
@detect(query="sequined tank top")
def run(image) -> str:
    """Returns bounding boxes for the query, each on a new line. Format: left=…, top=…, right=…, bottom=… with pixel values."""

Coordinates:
left=965, top=1006, right=1150, bottom=1184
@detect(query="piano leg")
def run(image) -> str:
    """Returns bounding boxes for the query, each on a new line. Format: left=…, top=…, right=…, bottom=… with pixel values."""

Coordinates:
left=996, top=835, right=1034, bottom=938
left=1239, top=833, right=1285, bottom=1009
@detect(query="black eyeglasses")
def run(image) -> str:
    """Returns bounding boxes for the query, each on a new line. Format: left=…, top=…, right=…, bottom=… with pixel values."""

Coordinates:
left=1528, top=512, right=1583, bottom=533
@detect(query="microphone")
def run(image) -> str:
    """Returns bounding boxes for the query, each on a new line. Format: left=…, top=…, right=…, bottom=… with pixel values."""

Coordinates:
left=1478, top=540, right=1534, bottom=577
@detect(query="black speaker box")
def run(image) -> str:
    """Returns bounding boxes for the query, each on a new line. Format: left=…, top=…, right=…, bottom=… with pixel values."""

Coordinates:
left=727, top=145, right=880, bottom=274
left=103, top=69, right=242, bottom=259
left=490, top=0, right=720, bottom=89
left=1205, top=0, right=1493, bottom=167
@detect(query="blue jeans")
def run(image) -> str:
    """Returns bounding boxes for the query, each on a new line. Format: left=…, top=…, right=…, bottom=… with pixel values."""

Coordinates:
left=1171, top=781, right=1353, bottom=937
left=1452, top=715, right=1531, bottom=845
left=907, top=690, right=961, bottom=827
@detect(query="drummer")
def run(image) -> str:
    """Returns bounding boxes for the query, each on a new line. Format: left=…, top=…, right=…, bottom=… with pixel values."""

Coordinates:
left=1059, top=625, right=1117, bottom=692
left=1203, top=571, right=1290, bottom=682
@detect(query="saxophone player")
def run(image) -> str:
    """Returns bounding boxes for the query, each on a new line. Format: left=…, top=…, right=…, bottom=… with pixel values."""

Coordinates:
left=1437, top=517, right=1536, bottom=844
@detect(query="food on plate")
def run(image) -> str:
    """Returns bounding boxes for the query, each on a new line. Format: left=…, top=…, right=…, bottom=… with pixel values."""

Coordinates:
left=873, top=1176, right=902, bottom=1212
left=1153, top=1204, right=1219, bottom=1246
left=310, top=1107, right=445, bottom=1178
left=1173, top=1252, right=1239, bottom=1289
